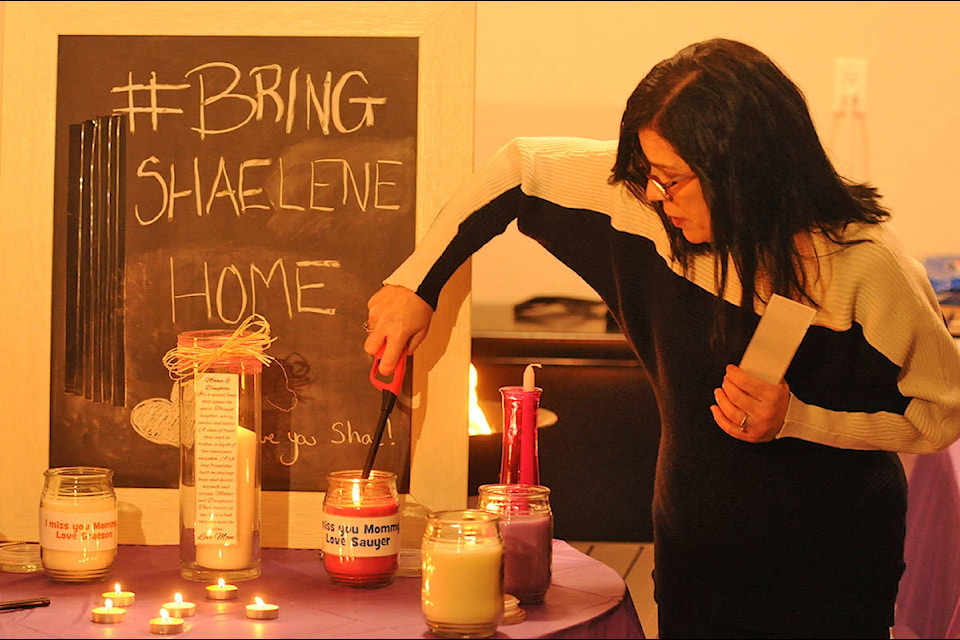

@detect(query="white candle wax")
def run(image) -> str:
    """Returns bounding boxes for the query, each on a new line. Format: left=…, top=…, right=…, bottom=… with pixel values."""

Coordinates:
left=522, top=363, right=541, bottom=391
left=194, top=424, right=256, bottom=570
left=422, top=540, right=504, bottom=624
left=39, top=494, right=117, bottom=573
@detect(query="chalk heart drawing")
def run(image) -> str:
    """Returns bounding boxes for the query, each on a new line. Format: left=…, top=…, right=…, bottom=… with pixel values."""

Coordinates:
left=129, top=383, right=182, bottom=447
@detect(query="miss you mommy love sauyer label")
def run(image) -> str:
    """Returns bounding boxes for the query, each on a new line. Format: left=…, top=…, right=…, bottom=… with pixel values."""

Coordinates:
left=321, top=515, right=400, bottom=556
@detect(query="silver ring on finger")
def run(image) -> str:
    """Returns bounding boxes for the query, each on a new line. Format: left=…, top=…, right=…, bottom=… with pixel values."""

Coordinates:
left=738, top=413, right=748, bottom=432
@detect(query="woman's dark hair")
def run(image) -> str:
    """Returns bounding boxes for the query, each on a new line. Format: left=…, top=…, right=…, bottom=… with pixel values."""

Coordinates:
left=610, top=38, right=888, bottom=338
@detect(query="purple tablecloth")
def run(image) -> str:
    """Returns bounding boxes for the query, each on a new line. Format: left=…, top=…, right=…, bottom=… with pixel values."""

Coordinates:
left=0, top=539, right=644, bottom=639
left=895, top=444, right=960, bottom=639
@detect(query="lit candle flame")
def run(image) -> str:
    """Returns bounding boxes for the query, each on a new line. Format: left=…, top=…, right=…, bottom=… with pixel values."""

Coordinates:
left=174, top=593, right=183, bottom=605
left=160, top=608, right=170, bottom=622
left=218, top=578, right=226, bottom=588
left=255, top=596, right=265, bottom=607
left=104, top=598, right=113, bottom=610
left=114, top=582, right=122, bottom=594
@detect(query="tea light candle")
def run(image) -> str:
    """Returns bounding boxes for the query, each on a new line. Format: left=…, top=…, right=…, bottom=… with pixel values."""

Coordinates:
left=91, top=598, right=126, bottom=624
left=245, top=596, right=280, bottom=620
left=149, top=608, right=184, bottom=635
left=161, top=592, right=196, bottom=618
left=101, top=582, right=135, bottom=607
left=205, top=577, right=238, bottom=600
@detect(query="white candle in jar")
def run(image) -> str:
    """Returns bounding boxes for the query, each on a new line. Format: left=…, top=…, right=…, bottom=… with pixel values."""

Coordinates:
left=39, top=493, right=117, bottom=575
left=422, top=539, right=504, bottom=624
left=194, top=423, right=257, bottom=570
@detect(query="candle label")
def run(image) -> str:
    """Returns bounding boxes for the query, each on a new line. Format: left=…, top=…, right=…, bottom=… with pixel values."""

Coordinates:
left=321, top=514, right=400, bottom=556
left=194, top=372, right=244, bottom=546
left=39, top=509, right=118, bottom=551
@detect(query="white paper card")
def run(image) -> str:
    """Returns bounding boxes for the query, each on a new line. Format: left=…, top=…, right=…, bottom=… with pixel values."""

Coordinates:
left=738, top=294, right=816, bottom=384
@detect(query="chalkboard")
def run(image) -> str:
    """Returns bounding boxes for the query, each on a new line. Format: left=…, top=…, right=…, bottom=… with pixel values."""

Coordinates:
left=49, top=35, right=417, bottom=493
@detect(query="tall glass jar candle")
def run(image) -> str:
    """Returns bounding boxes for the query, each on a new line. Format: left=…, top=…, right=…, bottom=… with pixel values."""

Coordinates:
left=321, top=469, right=400, bottom=588
left=39, top=466, right=118, bottom=583
left=499, top=386, right=542, bottom=485
left=421, top=509, right=504, bottom=639
left=477, top=483, right=553, bottom=604
left=164, top=317, right=274, bottom=583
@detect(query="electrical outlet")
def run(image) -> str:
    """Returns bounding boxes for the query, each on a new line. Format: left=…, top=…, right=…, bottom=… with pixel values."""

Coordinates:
left=833, top=57, right=868, bottom=115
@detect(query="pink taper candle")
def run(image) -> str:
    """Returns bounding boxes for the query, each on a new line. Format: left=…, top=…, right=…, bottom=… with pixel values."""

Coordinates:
left=520, top=363, right=542, bottom=484
left=499, top=364, right=543, bottom=485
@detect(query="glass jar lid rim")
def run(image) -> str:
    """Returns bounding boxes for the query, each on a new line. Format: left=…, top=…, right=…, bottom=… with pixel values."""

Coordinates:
left=327, top=469, right=398, bottom=481
left=44, top=466, right=114, bottom=477
left=478, top=483, right=550, bottom=495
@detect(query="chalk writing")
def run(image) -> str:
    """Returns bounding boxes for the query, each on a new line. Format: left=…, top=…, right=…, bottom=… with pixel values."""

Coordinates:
left=133, top=156, right=404, bottom=222
left=112, top=64, right=387, bottom=138
left=261, top=419, right=396, bottom=467
left=51, top=35, right=416, bottom=492
left=168, top=257, right=341, bottom=323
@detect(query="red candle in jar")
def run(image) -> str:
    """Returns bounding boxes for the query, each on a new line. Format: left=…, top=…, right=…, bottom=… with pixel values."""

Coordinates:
left=321, top=469, right=400, bottom=588
left=499, top=368, right=543, bottom=486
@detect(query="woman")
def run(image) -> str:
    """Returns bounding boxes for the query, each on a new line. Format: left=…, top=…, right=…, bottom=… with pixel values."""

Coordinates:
left=363, top=38, right=960, bottom=638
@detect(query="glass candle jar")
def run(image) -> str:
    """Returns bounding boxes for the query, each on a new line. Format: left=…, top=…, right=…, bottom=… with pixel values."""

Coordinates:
left=321, top=469, right=400, bottom=588
left=168, top=327, right=266, bottom=583
left=477, top=483, right=553, bottom=604
left=499, top=386, right=542, bottom=485
left=421, top=509, right=504, bottom=639
left=39, top=466, right=118, bottom=583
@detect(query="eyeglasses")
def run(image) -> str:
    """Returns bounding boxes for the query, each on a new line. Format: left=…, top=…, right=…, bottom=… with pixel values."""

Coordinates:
left=647, top=172, right=697, bottom=202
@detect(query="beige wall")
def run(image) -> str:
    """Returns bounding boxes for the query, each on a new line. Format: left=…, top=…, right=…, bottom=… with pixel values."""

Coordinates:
left=472, top=1, right=960, bottom=307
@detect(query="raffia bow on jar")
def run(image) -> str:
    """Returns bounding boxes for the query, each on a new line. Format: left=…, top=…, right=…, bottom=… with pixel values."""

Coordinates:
left=162, top=314, right=298, bottom=414
left=161, top=314, right=277, bottom=380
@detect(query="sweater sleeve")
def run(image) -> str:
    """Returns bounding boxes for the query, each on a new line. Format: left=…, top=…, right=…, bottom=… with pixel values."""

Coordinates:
left=382, top=137, right=625, bottom=308
left=779, top=226, right=960, bottom=453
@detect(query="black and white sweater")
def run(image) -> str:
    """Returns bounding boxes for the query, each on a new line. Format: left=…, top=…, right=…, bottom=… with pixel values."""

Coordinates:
left=387, top=136, right=960, bottom=454
left=385, top=136, right=960, bottom=630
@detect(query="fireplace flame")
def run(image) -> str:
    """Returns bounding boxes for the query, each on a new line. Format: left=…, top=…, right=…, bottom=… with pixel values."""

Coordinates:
left=468, top=363, right=493, bottom=436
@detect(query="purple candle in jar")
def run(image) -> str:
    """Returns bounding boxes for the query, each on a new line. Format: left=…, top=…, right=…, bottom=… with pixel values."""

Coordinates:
left=500, top=511, right=553, bottom=603
left=478, top=484, right=554, bottom=604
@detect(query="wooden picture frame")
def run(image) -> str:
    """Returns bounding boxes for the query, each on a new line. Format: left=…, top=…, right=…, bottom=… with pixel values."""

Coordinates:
left=0, top=1, right=474, bottom=548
